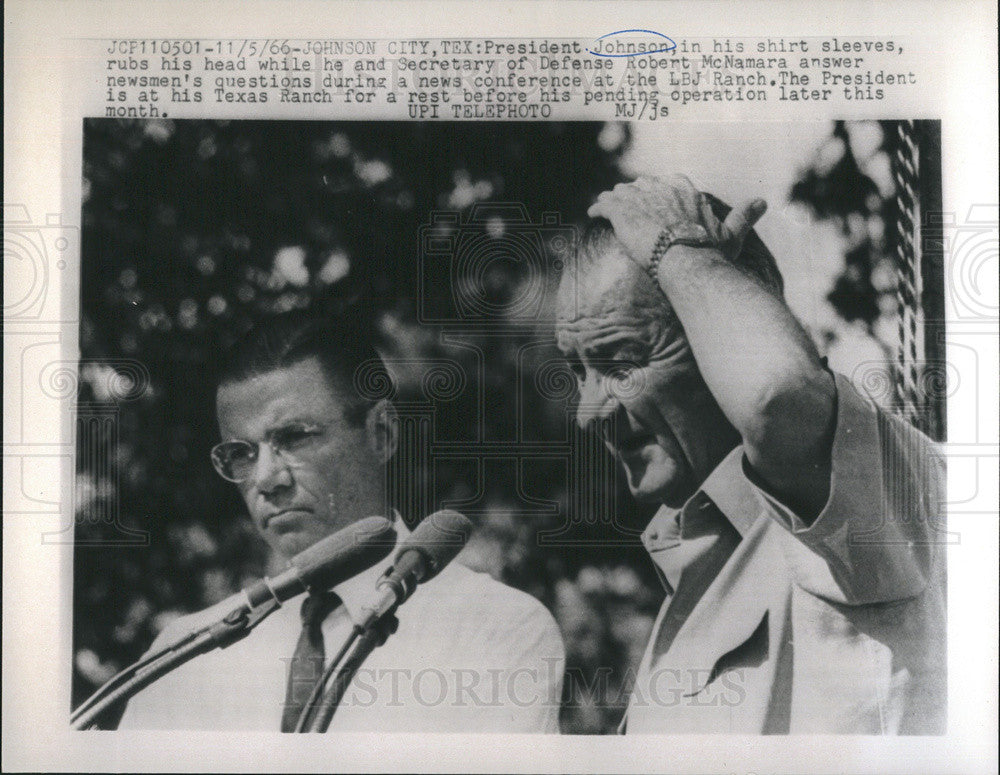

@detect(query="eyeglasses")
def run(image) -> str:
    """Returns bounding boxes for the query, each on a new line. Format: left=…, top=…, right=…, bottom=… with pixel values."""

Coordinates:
left=210, top=422, right=327, bottom=483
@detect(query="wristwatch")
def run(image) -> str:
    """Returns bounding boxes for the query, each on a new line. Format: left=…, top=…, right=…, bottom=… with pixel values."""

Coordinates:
left=647, top=222, right=716, bottom=282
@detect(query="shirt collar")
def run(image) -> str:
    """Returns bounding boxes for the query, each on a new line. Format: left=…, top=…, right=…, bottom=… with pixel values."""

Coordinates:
left=641, top=446, right=760, bottom=553
left=330, top=511, right=408, bottom=627
left=698, top=446, right=761, bottom=537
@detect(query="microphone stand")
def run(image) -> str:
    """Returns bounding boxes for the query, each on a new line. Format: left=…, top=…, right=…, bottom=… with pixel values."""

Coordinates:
left=291, top=625, right=361, bottom=732
left=295, top=612, right=399, bottom=733
left=71, top=597, right=281, bottom=730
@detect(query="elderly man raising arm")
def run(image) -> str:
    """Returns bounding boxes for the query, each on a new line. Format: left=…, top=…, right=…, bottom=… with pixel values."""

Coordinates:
left=555, top=175, right=945, bottom=734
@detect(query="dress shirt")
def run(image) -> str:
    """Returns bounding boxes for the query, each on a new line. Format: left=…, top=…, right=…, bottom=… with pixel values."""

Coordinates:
left=623, top=372, right=946, bottom=734
left=119, top=519, right=565, bottom=733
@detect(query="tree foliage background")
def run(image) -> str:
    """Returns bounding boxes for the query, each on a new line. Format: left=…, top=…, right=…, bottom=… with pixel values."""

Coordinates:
left=76, top=119, right=657, bottom=733
left=74, top=118, right=921, bottom=733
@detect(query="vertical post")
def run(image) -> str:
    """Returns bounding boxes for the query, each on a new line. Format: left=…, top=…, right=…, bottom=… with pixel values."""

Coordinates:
left=918, top=121, right=946, bottom=442
left=890, top=120, right=946, bottom=441
left=891, top=120, right=925, bottom=432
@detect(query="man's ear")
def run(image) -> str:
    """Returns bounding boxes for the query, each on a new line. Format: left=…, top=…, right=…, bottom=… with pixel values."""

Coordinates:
left=365, top=399, right=399, bottom=463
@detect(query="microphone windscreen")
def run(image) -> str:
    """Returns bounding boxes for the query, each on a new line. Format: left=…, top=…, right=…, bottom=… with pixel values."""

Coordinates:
left=396, top=510, right=473, bottom=580
left=292, top=516, right=397, bottom=591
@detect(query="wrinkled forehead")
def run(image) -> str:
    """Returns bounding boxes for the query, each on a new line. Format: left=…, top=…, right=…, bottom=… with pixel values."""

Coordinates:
left=215, top=358, right=346, bottom=435
left=555, top=248, right=668, bottom=344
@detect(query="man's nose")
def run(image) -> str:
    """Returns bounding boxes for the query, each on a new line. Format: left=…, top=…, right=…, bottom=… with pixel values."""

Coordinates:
left=575, top=373, right=620, bottom=430
left=252, top=443, right=293, bottom=495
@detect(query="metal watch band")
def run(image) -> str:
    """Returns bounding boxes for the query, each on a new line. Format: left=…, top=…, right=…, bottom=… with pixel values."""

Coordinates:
left=646, top=226, right=715, bottom=282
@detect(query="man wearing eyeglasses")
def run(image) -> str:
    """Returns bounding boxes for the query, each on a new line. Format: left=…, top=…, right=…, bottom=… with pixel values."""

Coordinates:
left=118, top=309, right=565, bottom=732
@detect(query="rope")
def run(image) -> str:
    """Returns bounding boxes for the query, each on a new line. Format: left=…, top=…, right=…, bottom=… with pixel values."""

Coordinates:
left=891, top=120, right=925, bottom=432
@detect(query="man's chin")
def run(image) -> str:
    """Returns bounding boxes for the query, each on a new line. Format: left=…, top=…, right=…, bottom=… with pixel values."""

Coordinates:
left=267, top=529, right=322, bottom=561
left=624, top=463, right=693, bottom=507
left=628, top=487, right=665, bottom=505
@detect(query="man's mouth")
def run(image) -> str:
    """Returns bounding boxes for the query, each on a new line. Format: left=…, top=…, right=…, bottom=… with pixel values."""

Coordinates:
left=612, top=431, right=656, bottom=459
left=263, top=508, right=312, bottom=529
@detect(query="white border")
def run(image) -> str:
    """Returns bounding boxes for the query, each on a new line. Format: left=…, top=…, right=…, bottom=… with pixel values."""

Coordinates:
left=4, top=1, right=998, bottom=772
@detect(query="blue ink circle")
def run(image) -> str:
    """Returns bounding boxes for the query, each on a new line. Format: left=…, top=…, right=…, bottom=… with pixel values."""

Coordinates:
left=587, top=29, right=677, bottom=58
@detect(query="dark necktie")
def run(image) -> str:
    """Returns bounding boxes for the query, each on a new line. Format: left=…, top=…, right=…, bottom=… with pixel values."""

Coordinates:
left=281, top=591, right=342, bottom=732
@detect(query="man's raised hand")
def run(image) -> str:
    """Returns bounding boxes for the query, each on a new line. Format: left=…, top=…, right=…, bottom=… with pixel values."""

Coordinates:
left=587, top=174, right=767, bottom=271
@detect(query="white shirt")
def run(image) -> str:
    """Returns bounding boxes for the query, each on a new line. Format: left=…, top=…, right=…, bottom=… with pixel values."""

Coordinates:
left=624, top=373, right=946, bottom=734
left=119, top=521, right=565, bottom=733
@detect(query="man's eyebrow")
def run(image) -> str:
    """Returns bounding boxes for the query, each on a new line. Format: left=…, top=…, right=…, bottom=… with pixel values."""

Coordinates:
left=248, top=417, right=323, bottom=439
left=556, top=312, right=650, bottom=332
left=582, top=331, right=649, bottom=358
left=270, top=417, right=324, bottom=429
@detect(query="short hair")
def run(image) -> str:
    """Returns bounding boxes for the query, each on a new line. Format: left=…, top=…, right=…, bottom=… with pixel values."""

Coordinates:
left=576, top=192, right=784, bottom=296
left=219, top=308, right=391, bottom=426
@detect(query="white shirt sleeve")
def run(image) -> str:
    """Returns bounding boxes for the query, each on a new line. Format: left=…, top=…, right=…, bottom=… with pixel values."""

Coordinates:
left=742, top=372, right=945, bottom=605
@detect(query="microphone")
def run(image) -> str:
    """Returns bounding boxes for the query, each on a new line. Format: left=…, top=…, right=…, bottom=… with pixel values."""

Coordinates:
left=69, top=516, right=399, bottom=730
left=357, top=510, right=473, bottom=630
left=243, top=516, right=397, bottom=609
